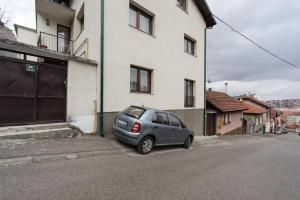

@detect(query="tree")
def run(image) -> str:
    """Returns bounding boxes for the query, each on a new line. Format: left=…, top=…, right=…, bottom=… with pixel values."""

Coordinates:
left=0, top=0, right=10, bottom=26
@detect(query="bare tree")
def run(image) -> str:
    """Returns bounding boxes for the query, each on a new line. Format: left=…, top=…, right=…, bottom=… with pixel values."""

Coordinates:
left=0, top=0, right=10, bottom=26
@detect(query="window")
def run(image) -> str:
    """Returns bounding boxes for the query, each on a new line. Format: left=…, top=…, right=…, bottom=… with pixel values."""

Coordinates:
left=122, top=106, right=146, bottom=119
left=80, top=15, right=84, bottom=32
left=184, top=36, right=196, bottom=55
left=184, top=79, right=194, bottom=107
left=169, top=115, right=183, bottom=128
left=77, top=3, right=85, bottom=33
left=224, top=113, right=231, bottom=124
left=152, top=112, right=168, bottom=125
left=129, top=4, right=153, bottom=35
left=177, top=0, right=187, bottom=11
left=130, top=66, right=152, bottom=93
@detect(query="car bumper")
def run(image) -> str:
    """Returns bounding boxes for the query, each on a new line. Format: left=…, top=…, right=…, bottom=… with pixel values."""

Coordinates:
left=112, top=125, right=141, bottom=146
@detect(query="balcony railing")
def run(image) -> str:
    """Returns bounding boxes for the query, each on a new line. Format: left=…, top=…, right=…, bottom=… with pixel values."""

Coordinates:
left=185, top=96, right=195, bottom=107
left=38, top=32, right=73, bottom=54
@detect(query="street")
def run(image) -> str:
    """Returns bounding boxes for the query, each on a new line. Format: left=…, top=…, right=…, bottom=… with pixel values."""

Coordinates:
left=1, top=134, right=300, bottom=200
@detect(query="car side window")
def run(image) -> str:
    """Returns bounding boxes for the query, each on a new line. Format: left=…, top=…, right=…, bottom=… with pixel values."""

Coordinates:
left=169, top=115, right=182, bottom=128
left=152, top=112, right=168, bottom=125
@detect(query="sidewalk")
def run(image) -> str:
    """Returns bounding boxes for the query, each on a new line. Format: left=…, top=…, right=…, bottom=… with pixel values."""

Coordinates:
left=0, top=135, right=130, bottom=160
left=0, top=134, right=220, bottom=165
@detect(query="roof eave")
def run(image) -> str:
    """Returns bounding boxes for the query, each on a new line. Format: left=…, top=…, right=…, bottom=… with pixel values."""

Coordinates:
left=194, top=0, right=217, bottom=28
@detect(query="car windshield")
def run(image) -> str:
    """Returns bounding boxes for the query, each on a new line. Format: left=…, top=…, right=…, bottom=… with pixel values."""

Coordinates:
left=122, top=106, right=146, bottom=119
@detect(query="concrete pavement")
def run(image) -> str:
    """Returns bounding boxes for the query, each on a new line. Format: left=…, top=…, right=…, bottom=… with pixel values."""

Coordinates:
left=1, top=134, right=300, bottom=200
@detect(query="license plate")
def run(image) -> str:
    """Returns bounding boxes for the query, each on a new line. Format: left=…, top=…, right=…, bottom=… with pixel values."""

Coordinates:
left=118, top=119, right=128, bottom=126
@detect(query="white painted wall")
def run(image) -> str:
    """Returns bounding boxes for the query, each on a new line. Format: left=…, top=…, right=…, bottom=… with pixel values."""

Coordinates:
left=15, top=26, right=37, bottom=46
left=67, top=59, right=97, bottom=133
left=104, top=0, right=206, bottom=112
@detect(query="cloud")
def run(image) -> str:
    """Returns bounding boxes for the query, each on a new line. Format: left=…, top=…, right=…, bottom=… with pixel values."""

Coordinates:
left=208, top=80, right=300, bottom=100
left=206, top=0, right=300, bottom=98
left=2, top=0, right=35, bottom=30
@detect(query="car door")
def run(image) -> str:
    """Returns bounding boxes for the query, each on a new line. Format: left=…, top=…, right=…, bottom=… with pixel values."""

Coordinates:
left=152, top=112, right=173, bottom=145
left=168, top=114, right=187, bottom=144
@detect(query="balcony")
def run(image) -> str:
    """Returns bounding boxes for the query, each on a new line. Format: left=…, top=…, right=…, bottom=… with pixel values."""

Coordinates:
left=36, top=0, right=75, bottom=25
left=38, top=32, right=73, bottom=54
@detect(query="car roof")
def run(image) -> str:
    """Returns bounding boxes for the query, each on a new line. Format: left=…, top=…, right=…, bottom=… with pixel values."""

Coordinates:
left=130, top=105, right=171, bottom=114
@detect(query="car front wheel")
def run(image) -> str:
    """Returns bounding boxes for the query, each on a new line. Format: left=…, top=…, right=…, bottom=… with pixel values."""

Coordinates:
left=183, top=136, right=192, bottom=149
left=137, top=136, right=154, bottom=155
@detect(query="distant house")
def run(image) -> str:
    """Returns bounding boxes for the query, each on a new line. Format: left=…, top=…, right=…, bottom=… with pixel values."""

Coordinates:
left=0, top=23, right=20, bottom=58
left=0, top=23, right=16, bottom=41
left=240, top=96, right=272, bottom=134
left=206, top=91, right=248, bottom=136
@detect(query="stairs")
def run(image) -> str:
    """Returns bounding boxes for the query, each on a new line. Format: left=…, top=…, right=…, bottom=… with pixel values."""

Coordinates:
left=0, top=123, right=78, bottom=140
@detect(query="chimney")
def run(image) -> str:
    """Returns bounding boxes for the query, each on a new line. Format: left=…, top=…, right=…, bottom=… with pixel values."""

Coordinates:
left=208, top=88, right=212, bottom=91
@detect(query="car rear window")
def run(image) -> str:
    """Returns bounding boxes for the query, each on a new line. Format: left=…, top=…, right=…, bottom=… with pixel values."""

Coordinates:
left=122, top=106, right=146, bottom=119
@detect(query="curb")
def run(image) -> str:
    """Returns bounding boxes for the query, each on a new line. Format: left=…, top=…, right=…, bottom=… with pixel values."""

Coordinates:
left=0, top=148, right=131, bottom=167
left=0, top=130, right=78, bottom=140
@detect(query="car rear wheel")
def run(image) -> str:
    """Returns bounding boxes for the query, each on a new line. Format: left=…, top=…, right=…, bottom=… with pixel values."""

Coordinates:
left=137, top=136, right=154, bottom=155
left=183, top=136, right=192, bottom=149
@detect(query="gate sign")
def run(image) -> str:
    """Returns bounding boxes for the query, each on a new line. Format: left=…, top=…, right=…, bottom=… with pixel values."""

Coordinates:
left=26, top=64, right=36, bottom=72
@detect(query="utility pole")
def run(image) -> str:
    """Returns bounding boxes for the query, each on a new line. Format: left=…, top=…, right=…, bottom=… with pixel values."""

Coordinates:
left=225, top=82, right=228, bottom=94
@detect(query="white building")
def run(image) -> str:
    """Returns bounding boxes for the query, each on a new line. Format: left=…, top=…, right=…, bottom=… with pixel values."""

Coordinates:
left=13, top=0, right=216, bottom=135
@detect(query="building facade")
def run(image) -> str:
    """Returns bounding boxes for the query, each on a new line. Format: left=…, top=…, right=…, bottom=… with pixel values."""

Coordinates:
left=13, top=0, right=216, bottom=135
left=206, top=91, right=248, bottom=136
left=240, top=96, right=272, bottom=134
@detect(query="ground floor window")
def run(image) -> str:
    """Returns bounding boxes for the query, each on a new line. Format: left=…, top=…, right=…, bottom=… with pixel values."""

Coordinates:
left=184, top=79, right=194, bottom=107
left=130, top=66, right=152, bottom=93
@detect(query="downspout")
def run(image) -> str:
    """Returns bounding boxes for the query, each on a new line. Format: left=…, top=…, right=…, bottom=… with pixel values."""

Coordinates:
left=203, top=28, right=207, bottom=136
left=98, top=0, right=105, bottom=137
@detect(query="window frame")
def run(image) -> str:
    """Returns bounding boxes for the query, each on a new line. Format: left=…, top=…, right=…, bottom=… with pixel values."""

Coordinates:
left=184, top=36, right=196, bottom=56
left=129, top=4, right=153, bottom=35
left=168, top=114, right=184, bottom=128
left=184, top=79, right=195, bottom=107
left=152, top=112, right=169, bottom=126
left=130, top=65, right=152, bottom=94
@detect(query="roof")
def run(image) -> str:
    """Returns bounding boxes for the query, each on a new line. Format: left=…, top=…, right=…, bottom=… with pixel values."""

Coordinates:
left=193, top=0, right=217, bottom=28
left=0, top=24, right=16, bottom=41
left=243, top=102, right=267, bottom=114
left=240, top=96, right=272, bottom=109
left=206, top=91, right=248, bottom=113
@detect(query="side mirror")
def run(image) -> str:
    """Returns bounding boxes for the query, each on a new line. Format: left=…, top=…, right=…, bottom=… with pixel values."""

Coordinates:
left=182, top=124, right=187, bottom=129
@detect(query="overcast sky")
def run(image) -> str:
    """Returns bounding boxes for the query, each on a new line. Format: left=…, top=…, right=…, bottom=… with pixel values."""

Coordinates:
left=2, top=0, right=300, bottom=100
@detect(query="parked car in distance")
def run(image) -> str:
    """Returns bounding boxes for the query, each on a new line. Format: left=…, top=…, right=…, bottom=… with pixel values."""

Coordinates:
left=112, top=106, right=194, bottom=154
left=275, top=127, right=282, bottom=135
left=275, top=127, right=288, bottom=135
left=282, top=128, right=288, bottom=134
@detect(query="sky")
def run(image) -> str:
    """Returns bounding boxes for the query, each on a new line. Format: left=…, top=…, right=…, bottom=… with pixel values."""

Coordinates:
left=2, top=0, right=300, bottom=100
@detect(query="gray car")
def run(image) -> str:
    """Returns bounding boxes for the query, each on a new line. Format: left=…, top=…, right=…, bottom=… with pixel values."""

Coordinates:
left=112, top=106, right=194, bottom=154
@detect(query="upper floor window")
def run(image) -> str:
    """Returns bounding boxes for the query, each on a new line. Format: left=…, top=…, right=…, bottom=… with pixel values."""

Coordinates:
left=184, top=79, right=195, bottom=107
left=77, top=3, right=85, bottom=34
left=129, top=4, right=153, bottom=35
left=177, top=0, right=187, bottom=11
left=130, top=66, right=152, bottom=93
left=184, top=36, right=196, bottom=55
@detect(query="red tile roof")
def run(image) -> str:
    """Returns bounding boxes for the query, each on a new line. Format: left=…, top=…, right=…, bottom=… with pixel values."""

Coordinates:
left=243, top=102, right=267, bottom=114
left=207, top=91, right=248, bottom=113
left=240, top=96, right=272, bottom=108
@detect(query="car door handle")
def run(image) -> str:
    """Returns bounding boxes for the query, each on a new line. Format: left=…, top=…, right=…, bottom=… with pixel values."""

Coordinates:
left=154, top=126, right=158, bottom=129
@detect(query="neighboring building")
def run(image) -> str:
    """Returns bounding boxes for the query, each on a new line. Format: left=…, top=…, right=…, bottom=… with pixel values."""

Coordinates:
left=0, top=23, right=16, bottom=41
left=206, top=91, right=248, bottom=136
left=240, top=96, right=272, bottom=134
left=5, top=0, right=216, bottom=135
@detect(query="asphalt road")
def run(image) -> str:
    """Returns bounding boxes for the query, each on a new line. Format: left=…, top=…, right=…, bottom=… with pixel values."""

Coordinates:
left=1, top=134, right=300, bottom=200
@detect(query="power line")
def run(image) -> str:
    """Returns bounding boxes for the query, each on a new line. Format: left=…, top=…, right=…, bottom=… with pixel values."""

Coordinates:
left=212, top=14, right=300, bottom=70
left=259, top=82, right=300, bottom=96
